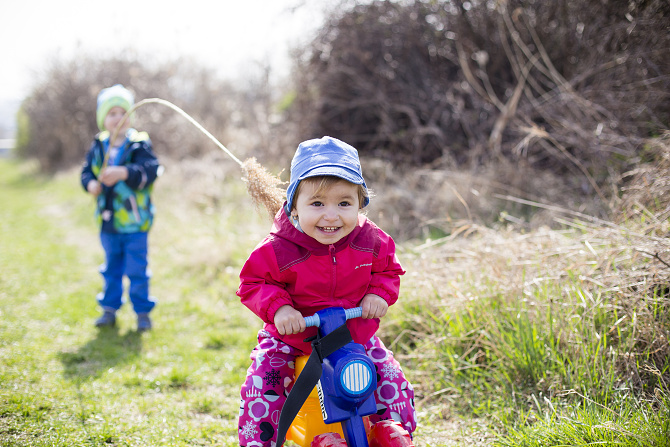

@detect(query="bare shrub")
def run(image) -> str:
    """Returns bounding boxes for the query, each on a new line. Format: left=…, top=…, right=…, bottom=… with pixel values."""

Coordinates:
left=288, top=0, right=670, bottom=216
left=15, top=55, right=240, bottom=172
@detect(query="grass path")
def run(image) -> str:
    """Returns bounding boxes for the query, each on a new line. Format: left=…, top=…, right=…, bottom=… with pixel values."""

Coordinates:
left=0, top=159, right=477, bottom=446
left=0, top=160, right=274, bottom=446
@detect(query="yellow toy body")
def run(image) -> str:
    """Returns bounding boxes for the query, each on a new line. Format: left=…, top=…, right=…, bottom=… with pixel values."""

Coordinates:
left=285, top=355, right=347, bottom=445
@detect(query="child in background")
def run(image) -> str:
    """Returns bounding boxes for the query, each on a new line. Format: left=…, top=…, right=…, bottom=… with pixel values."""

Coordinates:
left=237, top=136, right=416, bottom=446
left=81, top=84, right=160, bottom=332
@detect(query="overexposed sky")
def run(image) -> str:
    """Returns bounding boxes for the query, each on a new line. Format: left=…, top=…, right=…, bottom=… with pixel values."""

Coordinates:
left=0, top=0, right=328, bottom=102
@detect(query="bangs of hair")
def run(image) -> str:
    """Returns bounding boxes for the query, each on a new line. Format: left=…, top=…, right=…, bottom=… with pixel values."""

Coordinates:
left=292, top=176, right=368, bottom=209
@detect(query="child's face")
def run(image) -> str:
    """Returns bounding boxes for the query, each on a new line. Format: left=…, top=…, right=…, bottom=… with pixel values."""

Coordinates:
left=103, top=106, right=130, bottom=133
left=293, top=179, right=360, bottom=245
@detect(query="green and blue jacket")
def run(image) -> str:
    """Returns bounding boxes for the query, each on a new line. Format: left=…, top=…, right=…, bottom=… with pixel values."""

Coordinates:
left=81, top=128, right=160, bottom=233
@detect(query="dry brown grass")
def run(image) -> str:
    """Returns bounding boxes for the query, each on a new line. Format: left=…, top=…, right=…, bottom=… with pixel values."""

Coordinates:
left=241, top=157, right=286, bottom=221
left=362, top=156, right=609, bottom=241
left=392, top=134, right=670, bottom=403
left=619, top=132, right=670, bottom=224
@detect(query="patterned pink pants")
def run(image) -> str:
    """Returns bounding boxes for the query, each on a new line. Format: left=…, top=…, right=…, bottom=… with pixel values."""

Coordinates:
left=238, top=330, right=417, bottom=446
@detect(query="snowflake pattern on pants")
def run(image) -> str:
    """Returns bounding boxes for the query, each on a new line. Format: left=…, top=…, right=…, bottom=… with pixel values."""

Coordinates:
left=241, top=420, right=258, bottom=439
left=263, top=368, right=281, bottom=387
left=381, top=362, right=400, bottom=380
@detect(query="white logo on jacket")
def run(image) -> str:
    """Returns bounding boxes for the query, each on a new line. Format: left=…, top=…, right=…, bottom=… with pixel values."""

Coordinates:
left=354, top=263, right=372, bottom=270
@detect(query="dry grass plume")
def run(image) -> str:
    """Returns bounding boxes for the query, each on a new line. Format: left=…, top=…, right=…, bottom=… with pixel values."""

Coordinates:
left=242, top=157, right=286, bottom=220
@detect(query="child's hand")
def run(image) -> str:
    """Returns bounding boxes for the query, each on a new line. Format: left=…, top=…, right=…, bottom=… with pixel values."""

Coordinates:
left=87, top=180, right=102, bottom=196
left=99, top=166, right=129, bottom=186
left=360, top=293, right=388, bottom=319
left=274, top=305, right=306, bottom=335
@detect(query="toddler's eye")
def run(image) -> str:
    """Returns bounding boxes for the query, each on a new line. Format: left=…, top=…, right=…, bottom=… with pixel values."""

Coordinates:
left=339, top=201, right=352, bottom=207
left=311, top=201, right=323, bottom=207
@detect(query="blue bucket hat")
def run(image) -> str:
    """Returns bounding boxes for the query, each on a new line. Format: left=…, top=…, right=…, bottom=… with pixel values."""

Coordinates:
left=285, top=136, right=369, bottom=213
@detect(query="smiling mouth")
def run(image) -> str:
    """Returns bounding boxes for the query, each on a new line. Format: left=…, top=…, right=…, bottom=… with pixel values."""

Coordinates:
left=318, top=226, right=340, bottom=233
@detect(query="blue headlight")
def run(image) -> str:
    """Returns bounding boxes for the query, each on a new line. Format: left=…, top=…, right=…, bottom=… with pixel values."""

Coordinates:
left=340, top=360, right=374, bottom=396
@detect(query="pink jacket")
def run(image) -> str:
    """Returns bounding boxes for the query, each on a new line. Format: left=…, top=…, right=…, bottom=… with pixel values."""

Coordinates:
left=237, top=207, right=405, bottom=354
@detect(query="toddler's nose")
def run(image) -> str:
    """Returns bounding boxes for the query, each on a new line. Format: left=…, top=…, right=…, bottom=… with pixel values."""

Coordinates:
left=323, top=206, right=339, bottom=220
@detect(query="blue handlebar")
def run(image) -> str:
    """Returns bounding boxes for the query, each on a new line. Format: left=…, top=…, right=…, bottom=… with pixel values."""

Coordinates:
left=345, top=307, right=363, bottom=320
left=304, top=307, right=363, bottom=328
left=304, top=314, right=320, bottom=328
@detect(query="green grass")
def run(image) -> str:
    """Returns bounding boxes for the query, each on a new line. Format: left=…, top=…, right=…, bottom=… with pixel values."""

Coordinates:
left=0, top=159, right=258, bottom=446
left=498, top=399, right=670, bottom=446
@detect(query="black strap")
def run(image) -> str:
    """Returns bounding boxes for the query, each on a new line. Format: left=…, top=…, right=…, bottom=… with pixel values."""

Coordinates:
left=275, top=323, right=353, bottom=446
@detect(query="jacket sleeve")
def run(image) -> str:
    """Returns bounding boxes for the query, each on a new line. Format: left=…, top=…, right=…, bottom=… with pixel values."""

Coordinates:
left=237, top=240, right=294, bottom=324
left=367, top=229, right=405, bottom=307
left=80, top=141, right=98, bottom=191
left=125, top=139, right=160, bottom=190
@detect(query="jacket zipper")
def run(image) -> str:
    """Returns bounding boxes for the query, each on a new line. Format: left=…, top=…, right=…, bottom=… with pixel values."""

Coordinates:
left=329, top=244, right=336, bottom=303
left=129, top=196, right=141, bottom=222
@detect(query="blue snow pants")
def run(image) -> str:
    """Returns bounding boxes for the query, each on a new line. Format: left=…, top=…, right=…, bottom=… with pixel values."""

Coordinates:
left=97, top=231, right=155, bottom=314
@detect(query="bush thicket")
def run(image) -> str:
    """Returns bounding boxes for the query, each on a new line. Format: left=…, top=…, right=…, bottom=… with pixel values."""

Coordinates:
left=288, top=0, right=669, bottom=208
left=15, top=55, right=250, bottom=172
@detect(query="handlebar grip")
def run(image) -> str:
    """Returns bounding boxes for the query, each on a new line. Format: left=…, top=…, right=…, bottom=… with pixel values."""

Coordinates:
left=304, top=307, right=363, bottom=328
left=304, top=314, right=320, bottom=328
left=345, top=307, right=363, bottom=320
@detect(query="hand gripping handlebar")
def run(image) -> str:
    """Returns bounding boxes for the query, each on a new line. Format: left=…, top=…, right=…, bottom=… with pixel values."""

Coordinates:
left=304, top=307, right=363, bottom=328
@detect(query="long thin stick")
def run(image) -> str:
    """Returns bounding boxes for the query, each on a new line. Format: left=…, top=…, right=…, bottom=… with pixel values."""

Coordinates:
left=101, top=98, right=244, bottom=171
left=99, top=97, right=285, bottom=220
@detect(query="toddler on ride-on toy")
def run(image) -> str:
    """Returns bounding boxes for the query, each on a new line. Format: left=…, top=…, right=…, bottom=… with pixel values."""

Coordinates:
left=236, top=137, right=417, bottom=446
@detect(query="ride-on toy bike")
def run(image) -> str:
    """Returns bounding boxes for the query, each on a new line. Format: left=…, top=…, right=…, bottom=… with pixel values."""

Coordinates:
left=275, top=307, right=414, bottom=447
